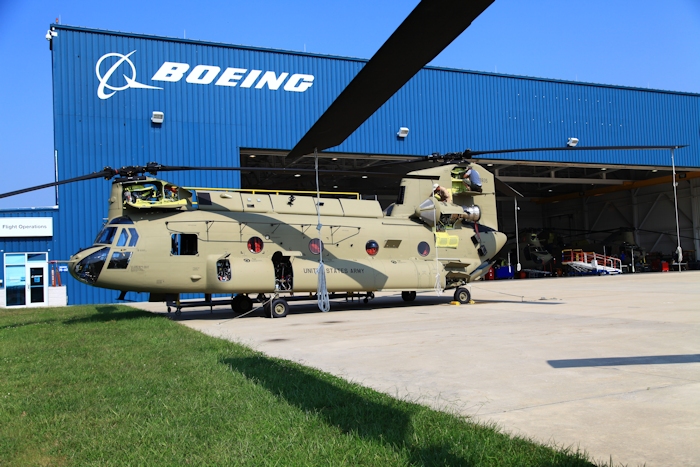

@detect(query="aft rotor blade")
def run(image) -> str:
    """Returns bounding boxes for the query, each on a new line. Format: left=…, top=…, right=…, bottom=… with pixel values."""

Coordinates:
left=466, top=144, right=688, bottom=157
left=285, top=0, right=495, bottom=164
left=368, top=144, right=689, bottom=169
left=0, top=169, right=115, bottom=200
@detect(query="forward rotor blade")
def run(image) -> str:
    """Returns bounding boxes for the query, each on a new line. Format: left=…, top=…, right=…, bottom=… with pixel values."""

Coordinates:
left=150, top=165, right=402, bottom=179
left=0, top=169, right=115, bottom=200
left=285, top=0, right=495, bottom=164
left=0, top=165, right=407, bottom=201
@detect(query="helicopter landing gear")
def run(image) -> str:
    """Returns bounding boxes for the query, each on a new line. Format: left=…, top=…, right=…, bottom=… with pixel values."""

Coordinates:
left=401, top=291, right=417, bottom=302
left=453, top=287, right=471, bottom=304
left=363, top=291, right=375, bottom=304
left=231, top=294, right=253, bottom=313
left=268, top=298, right=289, bottom=318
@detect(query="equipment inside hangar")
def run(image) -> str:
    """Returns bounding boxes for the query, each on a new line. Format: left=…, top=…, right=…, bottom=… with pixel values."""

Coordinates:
left=1, top=24, right=699, bottom=305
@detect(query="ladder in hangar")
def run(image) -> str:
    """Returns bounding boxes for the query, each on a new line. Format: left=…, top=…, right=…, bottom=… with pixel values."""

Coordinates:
left=562, top=249, right=622, bottom=275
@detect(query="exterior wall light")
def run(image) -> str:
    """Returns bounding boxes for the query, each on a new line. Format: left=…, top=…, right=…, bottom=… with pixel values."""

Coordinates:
left=151, top=111, right=164, bottom=124
left=566, top=137, right=578, bottom=147
left=397, top=127, right=409, bottom=138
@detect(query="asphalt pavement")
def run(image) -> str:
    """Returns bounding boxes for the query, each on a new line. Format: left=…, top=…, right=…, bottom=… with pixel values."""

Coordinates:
left=134, top=271, right=700, bottom=466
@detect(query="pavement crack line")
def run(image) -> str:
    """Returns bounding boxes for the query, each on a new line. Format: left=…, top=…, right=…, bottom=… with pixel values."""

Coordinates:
left=614, top=366, right=700, bottom=383
left=477, top=380, right=700, bottom=416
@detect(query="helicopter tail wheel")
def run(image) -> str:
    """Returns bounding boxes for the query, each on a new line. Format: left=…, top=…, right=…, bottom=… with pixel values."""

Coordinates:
left=453, top=287, right=471, bottom=305
left=401, top=291, right=417, bottom=302
left=269, top=298, right=289, bottom=318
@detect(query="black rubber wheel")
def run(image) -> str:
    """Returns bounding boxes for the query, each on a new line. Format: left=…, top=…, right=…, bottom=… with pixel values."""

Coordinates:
left=269, top=298, right=289, bottom=318
left=232, top=295, right=253, bottom=313
left=401, top=291, right=417, bottom=302
left=453, top=287, right=471, bottom=304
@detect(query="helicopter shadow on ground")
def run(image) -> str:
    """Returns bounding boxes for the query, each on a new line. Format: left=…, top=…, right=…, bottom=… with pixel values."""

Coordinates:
left=222, top=354, right=471, bottom=466
left=0, top=305, right=156, bottom=329
left=63, top=305, right=156, bottom=325
left=471, top=299, right=563, bottom=306
left=170, top=294, right=449, bottom=322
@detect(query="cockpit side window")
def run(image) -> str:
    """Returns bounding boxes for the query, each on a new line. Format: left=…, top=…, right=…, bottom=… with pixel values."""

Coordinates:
left=95, top=227, right=117, bottom=245
left=171, top=233, right=198, bottom=255
left=128, top=228, right=139, bottom=247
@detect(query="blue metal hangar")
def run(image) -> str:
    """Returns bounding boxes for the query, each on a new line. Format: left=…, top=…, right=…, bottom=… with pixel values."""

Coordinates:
left=1, top=24, right=699, bottom=307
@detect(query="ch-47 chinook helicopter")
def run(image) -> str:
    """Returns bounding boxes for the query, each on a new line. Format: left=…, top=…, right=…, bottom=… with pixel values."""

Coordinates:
left=65, top=159, right=504, bottom=317
left=0, top=0, right=685, bottom=316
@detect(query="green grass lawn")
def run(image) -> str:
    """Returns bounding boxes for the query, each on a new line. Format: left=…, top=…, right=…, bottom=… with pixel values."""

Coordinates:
left=1, top=305, right=600, bottom=466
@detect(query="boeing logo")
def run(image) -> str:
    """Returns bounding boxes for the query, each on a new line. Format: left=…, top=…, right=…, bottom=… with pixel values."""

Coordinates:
left=96, top=51, right=162, bottom=100
left=95, top=51, right=315, bottom=100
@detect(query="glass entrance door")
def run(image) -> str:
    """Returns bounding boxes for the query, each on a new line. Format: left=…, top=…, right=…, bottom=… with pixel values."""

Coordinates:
left=5, top=254, right=27, bottom=306
left=4, top=253, right=48, bottom=307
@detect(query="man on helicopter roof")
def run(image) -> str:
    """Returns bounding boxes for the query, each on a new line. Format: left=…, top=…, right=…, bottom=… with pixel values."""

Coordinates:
left=462, top=165, right=482, bottom=193
left=432, top=183, right=452, bottom=203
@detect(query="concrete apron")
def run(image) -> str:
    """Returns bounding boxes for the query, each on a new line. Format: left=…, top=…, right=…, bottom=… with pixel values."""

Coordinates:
left=135, top=271, right=700, bottom=467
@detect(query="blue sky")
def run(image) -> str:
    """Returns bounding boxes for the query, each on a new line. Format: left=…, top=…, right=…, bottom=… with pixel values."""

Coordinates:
left=1, top=0, right=699, bottom=208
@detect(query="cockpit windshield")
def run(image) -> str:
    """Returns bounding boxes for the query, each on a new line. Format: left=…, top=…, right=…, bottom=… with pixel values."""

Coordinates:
left=94, top=226, right=117, bottom=245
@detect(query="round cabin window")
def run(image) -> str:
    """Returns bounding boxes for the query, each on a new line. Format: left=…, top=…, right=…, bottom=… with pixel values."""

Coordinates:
left=418, top=241, right=430, bottom=257
left=366, top=240, right=379, bottom=256
left=309, top=238, right=324, bottom=255
left=247, top=237, right=264, bottom=253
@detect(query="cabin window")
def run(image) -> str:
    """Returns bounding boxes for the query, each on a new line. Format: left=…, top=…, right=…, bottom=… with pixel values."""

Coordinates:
left=217, top=259, right=231, bottom=282
left=418, top=241, right=430, bottom=257
left=171, top=233, right=198, bottom=255
left=308, top=238, right=324, bottom=255
left=247, top=237, right=264, bottom=253
left=365, top=240, right=379, bottom=256
left=94, top=227, right=117, bottom=245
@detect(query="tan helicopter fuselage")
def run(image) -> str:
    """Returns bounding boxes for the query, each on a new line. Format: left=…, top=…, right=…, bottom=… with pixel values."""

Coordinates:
left=68, top=164, right=507, bottom=298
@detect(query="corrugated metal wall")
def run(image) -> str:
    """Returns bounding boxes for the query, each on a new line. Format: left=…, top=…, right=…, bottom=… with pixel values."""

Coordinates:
left=39, top=25, right=700, bottom=304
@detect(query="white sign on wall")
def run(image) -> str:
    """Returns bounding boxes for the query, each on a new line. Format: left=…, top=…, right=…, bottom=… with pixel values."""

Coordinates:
left=0, top=218, right=53, bottom=237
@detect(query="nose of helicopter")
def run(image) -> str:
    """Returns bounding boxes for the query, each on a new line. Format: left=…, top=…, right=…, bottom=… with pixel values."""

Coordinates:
left=68, top=245, right=111, bottom=285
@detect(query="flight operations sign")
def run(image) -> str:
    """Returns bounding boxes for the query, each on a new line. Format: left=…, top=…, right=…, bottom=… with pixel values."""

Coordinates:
left=0, top=218, right=53, bottom=237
